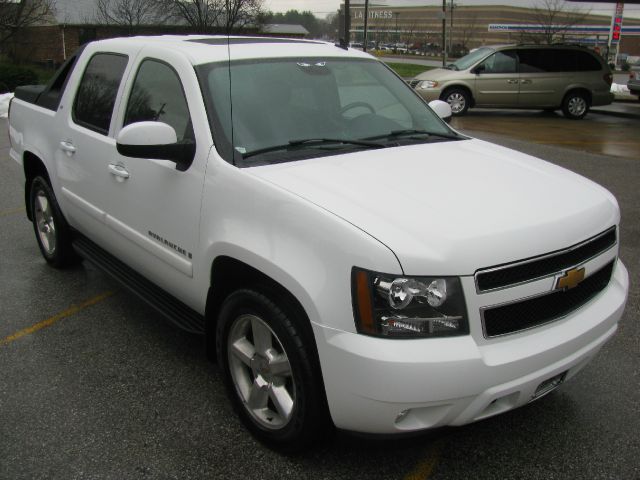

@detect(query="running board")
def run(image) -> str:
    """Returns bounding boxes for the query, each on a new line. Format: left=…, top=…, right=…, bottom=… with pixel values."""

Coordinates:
left=72, top=235, right=205, bottom=334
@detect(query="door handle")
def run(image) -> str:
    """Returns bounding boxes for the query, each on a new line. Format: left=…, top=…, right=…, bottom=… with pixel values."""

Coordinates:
left=108, top=163, right=130, bottom=180
left=59, top=140, right=76, bottom=155
left=520, top=79, right=532, bottom=84
left=506, top=79, right=519, bottom=84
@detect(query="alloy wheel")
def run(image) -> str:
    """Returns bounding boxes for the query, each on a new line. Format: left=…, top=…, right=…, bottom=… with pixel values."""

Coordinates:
left=227, top=314, right=296, bottom=430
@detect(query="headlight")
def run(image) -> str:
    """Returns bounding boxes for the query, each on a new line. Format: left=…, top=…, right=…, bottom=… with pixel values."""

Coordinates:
left=352, top=268, right=468, bottom=338
left=418, top=80, right=439, bottom=89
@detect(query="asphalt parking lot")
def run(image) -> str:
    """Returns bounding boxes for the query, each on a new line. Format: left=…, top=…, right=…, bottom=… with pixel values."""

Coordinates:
left=1, top=112, right=638, bottom=480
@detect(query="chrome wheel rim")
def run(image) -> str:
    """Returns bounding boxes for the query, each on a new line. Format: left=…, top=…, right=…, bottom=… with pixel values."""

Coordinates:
left=227, top=314, right=295, bottom=430
left=446, top=92, right=466, bottom=113
left=568, top=96, right=587, bottom=117
left=34, top=191, right=56, bottom=255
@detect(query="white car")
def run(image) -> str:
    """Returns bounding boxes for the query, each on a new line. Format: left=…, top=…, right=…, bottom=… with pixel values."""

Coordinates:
left=8, top=36, right=628, bottom=451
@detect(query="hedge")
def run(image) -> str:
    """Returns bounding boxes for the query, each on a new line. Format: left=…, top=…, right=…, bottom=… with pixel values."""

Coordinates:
left=0, top=64, right=39, bottom=93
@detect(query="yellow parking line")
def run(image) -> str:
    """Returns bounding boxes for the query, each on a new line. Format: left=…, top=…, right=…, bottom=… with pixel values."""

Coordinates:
left=0, top=207, right=24, bottom=218
left=403, top=442, right=442, bottom=480
left=0, top=291, right=115, bottom=346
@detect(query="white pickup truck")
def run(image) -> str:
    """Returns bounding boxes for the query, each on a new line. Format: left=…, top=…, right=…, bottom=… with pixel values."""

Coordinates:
left=8, top=36, right=628, bottom=451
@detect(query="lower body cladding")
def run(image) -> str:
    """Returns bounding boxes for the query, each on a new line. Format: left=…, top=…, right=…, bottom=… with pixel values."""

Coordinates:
left=315, top=260, right=628, bottom=434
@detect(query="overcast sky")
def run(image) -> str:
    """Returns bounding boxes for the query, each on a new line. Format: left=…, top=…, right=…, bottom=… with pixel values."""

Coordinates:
left=264, top=0, right=640, bottom=19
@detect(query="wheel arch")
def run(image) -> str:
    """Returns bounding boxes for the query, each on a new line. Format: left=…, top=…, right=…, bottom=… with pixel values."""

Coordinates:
left=205, top=255, right=320, bottom=369
left=563, top=87, right=592, bottom=106
left=23, top=151, right=50, bottom=221
left=440, top=84, right=475, bottom=108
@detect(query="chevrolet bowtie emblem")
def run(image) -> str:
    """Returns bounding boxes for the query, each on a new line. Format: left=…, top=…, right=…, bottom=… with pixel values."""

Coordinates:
left=556, top=267, right=586, bottom=290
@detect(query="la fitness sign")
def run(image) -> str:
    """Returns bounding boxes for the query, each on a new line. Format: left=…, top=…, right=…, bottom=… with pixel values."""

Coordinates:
left=352, top=9, right=394, bottom=20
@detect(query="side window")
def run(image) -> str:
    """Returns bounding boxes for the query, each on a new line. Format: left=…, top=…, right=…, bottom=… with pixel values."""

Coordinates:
left=518, top=49, right=549, bottom=73
left=572, top=51, right=602, bottom=72
left=480, top=51, right=517, bottom=74
left=73, top=53, right=128, bottom=134
left=124, top=59, right=193, bottom=142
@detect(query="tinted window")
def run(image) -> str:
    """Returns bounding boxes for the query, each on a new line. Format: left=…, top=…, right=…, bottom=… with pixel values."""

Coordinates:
left=479, top=51, right=517, bottom=74
left=519, top=49, right=602, bottom=73
left=572, top=51, right=602, bottom=71
left=73, top=53, right=128, bottom=134
left=124, top=59, right=193, bottom=142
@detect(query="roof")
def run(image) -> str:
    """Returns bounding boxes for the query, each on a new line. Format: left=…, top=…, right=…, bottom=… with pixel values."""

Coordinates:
left=86, top=35, right=373, bottom=65
left=261, top=24, right=309, bottom=36
left=53, top=0, right=100, bottom=24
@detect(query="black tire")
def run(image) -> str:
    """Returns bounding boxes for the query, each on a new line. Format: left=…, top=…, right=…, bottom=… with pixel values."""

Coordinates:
left=561, top=91, right=589, bottom=120
left=441, top=88, right=471, bottom=115
left=216, top=289, right=331, bottom=452
left=29, top=176, right=79, bottom=268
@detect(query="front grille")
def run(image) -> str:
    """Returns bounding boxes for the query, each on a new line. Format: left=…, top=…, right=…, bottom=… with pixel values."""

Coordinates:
left=409, top=79, right=420, bottom=88
left=476, top=227, right=616, bottom=292
left=482, top=261, right=614, bottom=338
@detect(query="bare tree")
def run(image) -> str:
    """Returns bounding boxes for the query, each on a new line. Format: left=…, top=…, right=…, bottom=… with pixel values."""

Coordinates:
left=526, top=0, right=590, bottom=44
left=0, top=0, right=56, bottom=44
left=458, top=14, right=478, bottom=53
left=94, top=0, right=162, bottom=28
left=161, top=0, right=263, bottom=33
left=403, top=19, right=419, bottom=50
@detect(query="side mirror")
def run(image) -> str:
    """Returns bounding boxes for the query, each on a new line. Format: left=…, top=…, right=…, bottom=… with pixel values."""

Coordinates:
left=116, top=121, right=195, bottom=171
left=472, top=64, right=485, bottom=75
left=428, top=100, right=452, bottom=123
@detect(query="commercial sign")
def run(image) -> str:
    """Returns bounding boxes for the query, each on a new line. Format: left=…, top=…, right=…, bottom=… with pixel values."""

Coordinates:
left=609, top=1, right=624, bottom=45
left=351, top=9, right=394, bottom=20
left=487, top=23, right=640, bottom=36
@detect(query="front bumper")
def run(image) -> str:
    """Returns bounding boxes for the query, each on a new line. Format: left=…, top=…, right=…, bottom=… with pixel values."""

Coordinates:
left=314, top=260, right=628, bottom=434
left=414, top=87, right=442, bottom=103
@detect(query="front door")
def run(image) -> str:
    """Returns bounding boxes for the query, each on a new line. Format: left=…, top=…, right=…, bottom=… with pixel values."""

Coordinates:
left=104, top=50, right=210, bottom=307
left=473, top=50, right=519, bottom=107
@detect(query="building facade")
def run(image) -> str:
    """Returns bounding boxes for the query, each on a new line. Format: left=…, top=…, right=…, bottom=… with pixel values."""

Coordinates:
left=346, top=4, right=640, bottom=57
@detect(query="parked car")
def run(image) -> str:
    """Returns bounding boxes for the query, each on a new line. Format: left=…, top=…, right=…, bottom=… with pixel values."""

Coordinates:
left=8, top=36, right=628, bottom=451
left=628, top=65, right=640, bottom=100
left=411, top=44, right=614, bottom=119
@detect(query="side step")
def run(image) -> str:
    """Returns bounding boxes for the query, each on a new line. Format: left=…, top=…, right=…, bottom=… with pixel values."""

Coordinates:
left=72, top=235, right=205, bottom=334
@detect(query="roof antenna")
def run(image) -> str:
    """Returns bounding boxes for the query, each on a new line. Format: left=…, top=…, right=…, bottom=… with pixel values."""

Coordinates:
left=336, top=0, right=350, bottom=50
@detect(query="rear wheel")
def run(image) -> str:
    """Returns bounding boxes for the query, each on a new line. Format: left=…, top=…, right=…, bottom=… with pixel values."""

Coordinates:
left=562, top=91, right=589, bottom=119
left=216, top=289, right=330, bottom=451
left=442, top=88, right=471, bottom=115
left=29, top=176, right=79, bottom=268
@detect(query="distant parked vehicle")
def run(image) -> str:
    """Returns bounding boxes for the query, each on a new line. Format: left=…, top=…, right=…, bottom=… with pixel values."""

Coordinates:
left=628, top=65, right=640, bottom=101
left=410, top=44, right=614, bottom=119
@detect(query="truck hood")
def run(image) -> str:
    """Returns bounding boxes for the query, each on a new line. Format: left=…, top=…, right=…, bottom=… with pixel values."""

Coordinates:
left=248, top=139, right=619, bottom=275
left=414, top=67, right=459, bottom=82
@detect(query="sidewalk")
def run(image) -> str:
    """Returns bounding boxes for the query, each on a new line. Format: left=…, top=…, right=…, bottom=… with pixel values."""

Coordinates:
left=592, top=98, right=640, bottom=120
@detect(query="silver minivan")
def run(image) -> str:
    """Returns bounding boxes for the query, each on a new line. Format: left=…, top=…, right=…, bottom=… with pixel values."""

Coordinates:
left=411, top=44, right=614, bottom=119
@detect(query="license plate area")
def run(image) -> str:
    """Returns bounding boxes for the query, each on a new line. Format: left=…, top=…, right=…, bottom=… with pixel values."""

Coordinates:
left=532, top=371, right=567, bottom=400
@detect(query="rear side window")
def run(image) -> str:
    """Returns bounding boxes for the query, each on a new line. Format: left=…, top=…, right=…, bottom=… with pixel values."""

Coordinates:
left=518, top=49, right=601, bottom=73
left=123, top=59, right=193, bottom=142
left=73, top=53, right=128, bottom=134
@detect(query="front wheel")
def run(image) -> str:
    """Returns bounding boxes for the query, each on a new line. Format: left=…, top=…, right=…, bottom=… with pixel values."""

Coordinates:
left=216, top=289, right=330, bottom=451
left=29, top=176, right=79, bottom=268
left=562, top=91, right=589, bottom=120
left=442, top=88, right=471, bottom=115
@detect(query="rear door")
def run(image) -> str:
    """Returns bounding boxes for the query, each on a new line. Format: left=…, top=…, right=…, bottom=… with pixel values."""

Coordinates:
left=55, top=49, right=133, bottom=241
left=473, top=50, right=519, bottom=107
left=517, top=48, right=570, bottom=108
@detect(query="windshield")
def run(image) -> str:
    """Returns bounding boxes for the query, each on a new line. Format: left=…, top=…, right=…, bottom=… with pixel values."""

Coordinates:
left=197, top=57, right=458, bottom=166
left=449, top=47, right=494, bottom=71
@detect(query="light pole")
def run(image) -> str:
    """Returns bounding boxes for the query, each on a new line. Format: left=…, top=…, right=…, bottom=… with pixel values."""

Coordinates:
left=442, top=0, right=446, bottom=66
left=363, top=0, right=369, bottom=52
left=394, top=11, right=400, bottom=51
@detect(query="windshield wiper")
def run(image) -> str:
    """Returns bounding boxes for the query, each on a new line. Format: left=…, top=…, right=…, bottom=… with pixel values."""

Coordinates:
left=445, top=63, right=459, bottom=71
left=364, top=129, right=461, bottom=141
left=242, top=138, right=385, bottom=159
